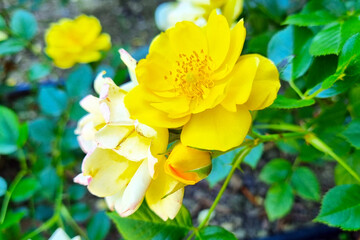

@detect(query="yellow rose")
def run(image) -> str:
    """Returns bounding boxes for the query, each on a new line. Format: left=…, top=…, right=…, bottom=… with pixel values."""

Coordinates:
left=45, top=15, right=111, bottom=69
left=164, top=142, right=212, bottom=185
left=155, top=0, right=243, bottom=30
left=74, top=71, right=184, bottom=220
left=124, top=12, right=280, bottom=152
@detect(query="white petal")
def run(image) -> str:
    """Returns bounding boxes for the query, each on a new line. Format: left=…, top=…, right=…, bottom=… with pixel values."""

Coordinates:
left=119, top=48, right=138, bottom=88
left=116, top=159, right=151, bottom=217
left=73, top=173, right=92, bottom=186
left=49, top=228, right=71, bottom=240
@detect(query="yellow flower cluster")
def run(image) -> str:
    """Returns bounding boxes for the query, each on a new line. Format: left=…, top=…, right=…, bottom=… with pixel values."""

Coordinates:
left=155, top=0, right=243, bottom=30
left=45, top=15, right=111, bottom=69
left=125, top=11, right=280, bottom=152
left=75, top=11, right=279, bottom=221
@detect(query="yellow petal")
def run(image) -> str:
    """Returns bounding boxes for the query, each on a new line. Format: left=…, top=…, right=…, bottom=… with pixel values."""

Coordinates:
left=74, top=15, right=102, bottom=46
left=114, top=131, right=151, bottom=161
left=150, top=95, right=190, bottom=117
left=221, top=55, right=260, bottom=112
left=146, top=162, right=184, bottom=221
left=181, top=105, right=251, bottom=151
left=148, top=32, right=178, bottom=67
left=191, top=81, right=227, bottom=114
left=90, top=33, right=111, bottom=50
left=244, top=54, right=280, bottom=110
left=149, top=128, right=169, bottom=178
left=83, top=148, right=139, bottom=197
left=136, top=52, right=175, bottom=92
left=77, top=51, right=102, bottom=63
left=164, top=142, right=211, bottom=185
left=95, top=125, right=132, bottom=149
left=125, top=86, right=191, bottom=128
left=206, top=11, right=230, bottom=70
left=168, top=20, right=208, bottom=57
left=212, top=18, right=246, bottom=80
left=222, top=0, right=243, bottom=24
left=52, top=56, right=77, bottom=69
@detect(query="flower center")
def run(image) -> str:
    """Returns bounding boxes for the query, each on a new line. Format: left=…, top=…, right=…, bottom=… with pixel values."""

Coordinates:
left=165, top=49, right=214, bottom=99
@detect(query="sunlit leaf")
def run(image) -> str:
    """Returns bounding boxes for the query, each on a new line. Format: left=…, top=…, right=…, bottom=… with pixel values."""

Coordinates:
left=108, top=203, right=192, bottom=240
left=316, top=184, right=360, bottom=230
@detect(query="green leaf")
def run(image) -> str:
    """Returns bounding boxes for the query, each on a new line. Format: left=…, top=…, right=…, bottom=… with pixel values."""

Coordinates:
left=37, top=167, right=60, bottom=200
left=28, top=118, right=55, bottom=143
left=61, top=127, right=79, bottom=150
left=12, top=177, right=40, bottom=202
left=349, top=86, right=360, bottom=119
left=337, top=33, right=360, bottom=76
left=334, top=151, right=360, bottom=185
left=108, top=203, right=192, bottom=240
left=0, top=38, right=26, bottom=56
left=310, top=23, right=341, bottom=56
left=70, top=203, right=91, bottom=222
left=341, top=120, right=360, bottom=149
left=195, top=226, right=237, bottom=240
left=265, top=182, right=294, bottom=221
left=68, top=184, right=86, bottom=201
left=10, top=9, right=37, bottom=40
left=310, top=76, right=357, bottom=98
left=0, top=210, right=26, bottom=230
left=17, top=122, right=28, bottom=148
left=276, top=139, right=300, bottom=155
left=38, top=86, right=68, bottom=117
left=28, top=63, right=51, bottom=81
left=66, top=64, right=93, bottom=98
left=259, top=158, right=292, bottom=184
left=324, top=0, right=347, bottom=17
left=243, top=143, right=264, bottom=169
left=315, top=184, right=360, bottom=230
left=0, top=176, right=7, bottom=197
left=283, top=10, right=337, bottom=26
left=0, top=106, right=20, bottom=155
left=206, top=148, right=241, bottom=187
left=270, top=95, right=315, bottom=109
left=246, top=32, right=273, bottom=56
left=69, top=101, right=87, bottom=121
left=290, top=167, right=320, bottom=201
left=87, top=211, right=111, bottom=240
left=310, top=17, right=360, bottom=56
left=268, top=26, right=313, bottom=81
left=305, top=55, right=338, bottom=89
left=0, top=15, right=6, bottom=30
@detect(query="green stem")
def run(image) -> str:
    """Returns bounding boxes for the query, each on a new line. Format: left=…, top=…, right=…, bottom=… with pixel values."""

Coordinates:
left=253, top=123, right=304, bottom=132
left=304, top=87, right=323, bottom=100
left=17, top=148, right=27, bottom=171
left=61, top=206, right=89, bottom=240
left=0, top=170, right=27, bottom=224
left=198, top=147, right=252, bottom=230
left=306, top=133, right=360, bottom=183
left=21, top=215, right=58, bottom=240
left=289, top=79, right=305, bottom=99
left=256, top=132, right=308, bottom=142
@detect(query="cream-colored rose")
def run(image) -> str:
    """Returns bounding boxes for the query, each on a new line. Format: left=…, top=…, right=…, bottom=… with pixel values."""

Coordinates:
left=74, top=68, right=184, bottom=220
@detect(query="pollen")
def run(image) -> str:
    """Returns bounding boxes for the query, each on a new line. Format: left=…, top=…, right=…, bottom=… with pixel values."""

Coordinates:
left=164, top=49, right=214, bottom=99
